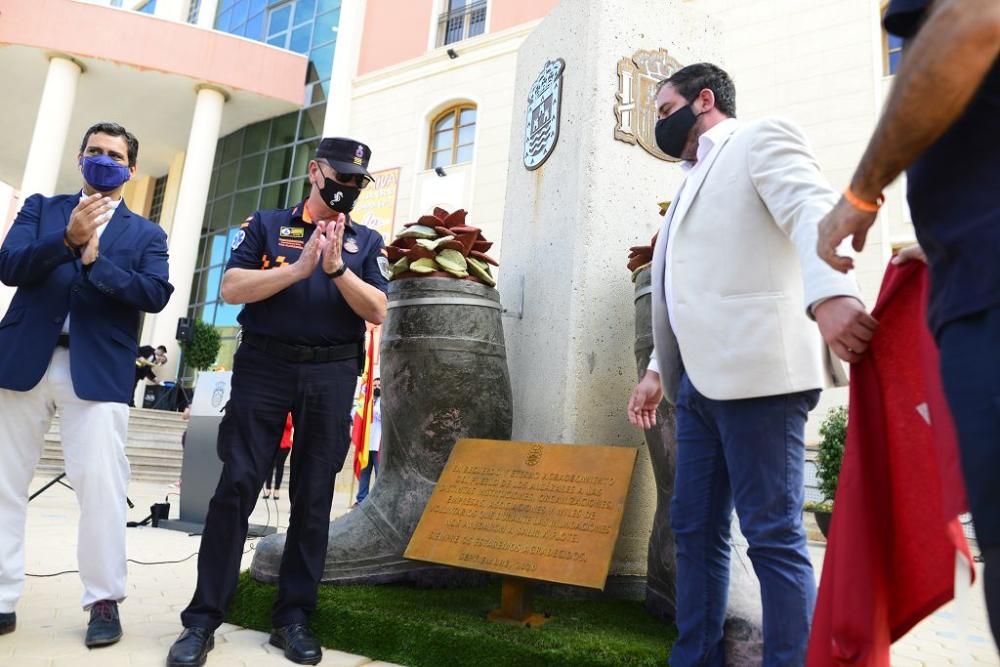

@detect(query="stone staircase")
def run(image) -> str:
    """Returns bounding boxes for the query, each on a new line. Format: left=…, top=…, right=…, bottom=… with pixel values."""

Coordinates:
left=39, top=408, right=186, bottom=483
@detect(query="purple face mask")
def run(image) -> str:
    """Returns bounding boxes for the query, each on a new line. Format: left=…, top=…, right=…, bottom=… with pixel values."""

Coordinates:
left=81, top=154, right=131, bottom=192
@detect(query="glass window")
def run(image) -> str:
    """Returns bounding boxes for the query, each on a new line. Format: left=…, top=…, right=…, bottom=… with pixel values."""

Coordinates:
left=245, top=12, right=265, bottom=40
left=299, top=105, right=323, bottom=139
left=313, top=10, right=339, bottom=46
left=310, top=43, right=335, bottom=81
left=250, top=0, right=266, bottom=14
left=294, top=0, right=317, bottom=25
left=216, top=163, right=238, bottom=197
left=209, top=197, right=233, bottom=232
left=233, top=190, right=260, bottom=223
left=265, top=146, right=294, bottom=183
left=259, top=182, right=288, bottom=210
left=209, top=232, right=229, bottom=265
left=291, top=140, right=319, bottom=177
left=214, top=302, right=243, bottom=328
left=230, top=0, right=249, bottom=26
left=290, top=24, right=312, bottom=53
left=221, top=130, right=244, bottom=163
left=427, top=104, right=477, bottom=169
left=288, top=177, right=309, bottom=206
left=199, top=302, right=218, bottom=325
left=138, top=0, right=156, bottom=15
left=316, top=0, right=340, bottom=13
left=271, top=113, right=299, bottom=146
left=148, top=175, right=168, bottom=224
left=267, top=34, right=286, bottom=48
left=268, top=4, right=292, bottom=36
left=886, top=33, right=903, bottom=75
left=187, top=0, right=201, bottom=23
left=243, top=122, right=270, bottom=154
left=237, top=154, right=265, bottom=190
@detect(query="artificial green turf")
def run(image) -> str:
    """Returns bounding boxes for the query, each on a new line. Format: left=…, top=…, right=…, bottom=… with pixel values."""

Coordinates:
left=227, top=572, right=675, bottom=666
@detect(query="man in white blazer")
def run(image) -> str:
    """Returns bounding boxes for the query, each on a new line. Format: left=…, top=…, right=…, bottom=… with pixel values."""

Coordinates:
left=627, top=63, right=877, bottom=667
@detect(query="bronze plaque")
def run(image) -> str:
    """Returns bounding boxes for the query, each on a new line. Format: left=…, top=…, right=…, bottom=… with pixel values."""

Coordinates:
left=404, top=438, right=637, bottom=590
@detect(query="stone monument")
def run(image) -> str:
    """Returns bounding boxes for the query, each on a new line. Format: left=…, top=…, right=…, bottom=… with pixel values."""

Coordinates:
left=500, top=0, right=762, bottom=661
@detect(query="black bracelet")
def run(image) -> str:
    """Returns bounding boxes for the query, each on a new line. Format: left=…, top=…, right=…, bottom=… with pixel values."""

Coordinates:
left=325, top=263, right=348, bottom=279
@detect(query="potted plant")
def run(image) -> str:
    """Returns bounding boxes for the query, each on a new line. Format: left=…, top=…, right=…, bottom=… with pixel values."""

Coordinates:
left=181, top=319, right=222, bottom=374
left=806, top=405, right=847, bottom=539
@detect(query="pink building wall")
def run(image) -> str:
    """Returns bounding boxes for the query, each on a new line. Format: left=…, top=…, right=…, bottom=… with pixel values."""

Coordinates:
left=358, top=0, right=560, bottom=76
left=0, top=0, right=306, bottom=104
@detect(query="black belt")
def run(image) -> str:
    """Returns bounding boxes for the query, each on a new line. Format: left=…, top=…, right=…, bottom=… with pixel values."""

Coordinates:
left=242, top=333, right=362, bottom=364
left=56, top=333, right=70, bottom=348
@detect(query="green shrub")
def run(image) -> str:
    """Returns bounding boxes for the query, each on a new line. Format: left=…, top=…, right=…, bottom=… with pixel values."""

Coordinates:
left=181, top=319, right=221, bottom=371
left=816, top=405, right=847, bottom=504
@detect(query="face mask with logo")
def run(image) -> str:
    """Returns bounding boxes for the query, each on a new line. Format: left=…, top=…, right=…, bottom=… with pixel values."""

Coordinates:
left=318, top=172, right=361, bottom=214
left=81, top=154, right=131, bottom=192
left=654, top=104, right=704, bottom=159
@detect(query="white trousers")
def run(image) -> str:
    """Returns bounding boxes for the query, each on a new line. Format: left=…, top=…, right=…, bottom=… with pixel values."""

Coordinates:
left=0, top=347, right=130, bottom=612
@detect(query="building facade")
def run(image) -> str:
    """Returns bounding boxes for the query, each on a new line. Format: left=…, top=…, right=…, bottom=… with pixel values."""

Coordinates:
left=1, top=0, right=916, bottom=421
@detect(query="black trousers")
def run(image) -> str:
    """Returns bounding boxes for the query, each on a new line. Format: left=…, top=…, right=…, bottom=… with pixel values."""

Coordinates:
left=265, top=447, right=291, bottom=490
left=180, top=343, right=356, bottom=630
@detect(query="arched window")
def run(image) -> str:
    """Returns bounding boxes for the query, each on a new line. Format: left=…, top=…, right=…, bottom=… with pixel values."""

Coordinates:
left=428, top=105, right=477, bottom=169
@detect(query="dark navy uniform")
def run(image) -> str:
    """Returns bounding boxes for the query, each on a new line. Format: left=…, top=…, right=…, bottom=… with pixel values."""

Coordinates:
left=180, top=195, right=388, bottom=632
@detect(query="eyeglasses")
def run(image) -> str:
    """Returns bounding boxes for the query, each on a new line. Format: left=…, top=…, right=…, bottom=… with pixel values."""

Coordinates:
left=320, top=161, right=371, bottom=189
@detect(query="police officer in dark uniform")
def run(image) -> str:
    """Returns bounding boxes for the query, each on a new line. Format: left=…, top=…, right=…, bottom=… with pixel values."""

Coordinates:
left=167, top=138, right=389, bottom=667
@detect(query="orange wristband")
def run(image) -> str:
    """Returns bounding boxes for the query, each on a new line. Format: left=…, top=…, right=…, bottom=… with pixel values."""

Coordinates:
left=843, top=187, right=884, bottom=213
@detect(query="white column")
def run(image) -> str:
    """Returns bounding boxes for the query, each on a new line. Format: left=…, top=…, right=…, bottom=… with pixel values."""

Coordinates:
left=150, top=85, right=226, bottom=383
left=20, top=56, right=82, bottom=199
left=2, top=56, right=82, bottom=316
left=195, top=0, right=220, bottom=28
left=321, top=0, right=368, bottom=137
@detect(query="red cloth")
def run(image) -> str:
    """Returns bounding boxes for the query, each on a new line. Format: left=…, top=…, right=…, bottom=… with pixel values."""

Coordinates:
left=279, top=413, right=293, bottom=450
left=806, top=261, right=973, bottom=666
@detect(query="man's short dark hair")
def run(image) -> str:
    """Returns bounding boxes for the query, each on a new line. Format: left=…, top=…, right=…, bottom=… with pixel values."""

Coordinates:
left=658, top=63, right=736, bottom=118
left=156, top=345, right=167, bottom=353
left=79, top=122, right=139, bottom=167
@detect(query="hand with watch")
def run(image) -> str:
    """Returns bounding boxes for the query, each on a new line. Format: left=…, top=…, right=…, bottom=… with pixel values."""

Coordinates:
left=321, top=214, right=348, bottom=280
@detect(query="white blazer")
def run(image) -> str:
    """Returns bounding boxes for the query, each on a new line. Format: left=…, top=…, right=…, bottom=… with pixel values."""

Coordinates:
left=651, top=117, right=859, bottom=403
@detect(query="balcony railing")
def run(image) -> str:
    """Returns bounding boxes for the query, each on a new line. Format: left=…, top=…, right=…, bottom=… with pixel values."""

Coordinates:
left=436, top=1, right=487, bottom=47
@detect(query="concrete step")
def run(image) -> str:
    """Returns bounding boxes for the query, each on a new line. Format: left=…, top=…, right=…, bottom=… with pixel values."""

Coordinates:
left=41, top=407, right=187, bottom=482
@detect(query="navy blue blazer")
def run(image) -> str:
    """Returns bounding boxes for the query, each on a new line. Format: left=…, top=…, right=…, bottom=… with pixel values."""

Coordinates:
left=0, top=192, right=174, bottom=403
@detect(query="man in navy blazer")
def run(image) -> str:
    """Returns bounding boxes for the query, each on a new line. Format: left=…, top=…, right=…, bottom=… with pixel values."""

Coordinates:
left=0, top=122, right=172, bottom=648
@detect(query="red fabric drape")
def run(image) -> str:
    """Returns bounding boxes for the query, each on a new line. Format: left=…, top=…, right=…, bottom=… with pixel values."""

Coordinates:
left=806, top=261, right=973, bottom=666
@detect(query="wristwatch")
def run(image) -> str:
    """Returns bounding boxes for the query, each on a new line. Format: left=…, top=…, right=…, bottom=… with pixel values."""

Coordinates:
left=325, top=263, right=348, bottom=279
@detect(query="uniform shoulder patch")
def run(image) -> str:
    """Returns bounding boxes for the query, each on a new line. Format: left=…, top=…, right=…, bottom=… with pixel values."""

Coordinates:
left=231, top=229, right=247, bottom=251
left=377, top=255, right=391, bottom=280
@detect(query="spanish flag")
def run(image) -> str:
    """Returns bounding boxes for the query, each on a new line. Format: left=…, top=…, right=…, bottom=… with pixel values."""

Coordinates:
left=352, top=327, right=379, bottom=478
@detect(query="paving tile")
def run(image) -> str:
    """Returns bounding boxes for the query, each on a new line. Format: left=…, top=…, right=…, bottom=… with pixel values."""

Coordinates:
left=52, top=651, right=133, bottom=667
left=217, top=629, right=270, bottom=650
left=0, top=656, right=52, bottom=667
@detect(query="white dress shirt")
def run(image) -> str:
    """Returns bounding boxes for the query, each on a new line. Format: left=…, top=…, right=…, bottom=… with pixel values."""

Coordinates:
left=63, top=195, right=122, bottom=334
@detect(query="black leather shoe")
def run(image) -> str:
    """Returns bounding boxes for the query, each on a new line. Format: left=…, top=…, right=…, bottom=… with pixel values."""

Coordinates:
left=85, top=600, right=122, bottom=647
left=0, top=612, right=14, bottom=635
left=167, top=627, right=215, bottom=667
left=269, top=623, right=322, bottom=665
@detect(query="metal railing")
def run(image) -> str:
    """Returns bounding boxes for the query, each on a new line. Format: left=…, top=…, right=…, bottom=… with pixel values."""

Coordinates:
left=436, top=1, right=487, bottom=47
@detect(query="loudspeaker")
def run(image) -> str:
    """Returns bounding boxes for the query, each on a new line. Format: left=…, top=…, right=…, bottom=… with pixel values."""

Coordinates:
left=150, top=502, right=171, bottom=528
left=175, top=317, right=194, bottom=343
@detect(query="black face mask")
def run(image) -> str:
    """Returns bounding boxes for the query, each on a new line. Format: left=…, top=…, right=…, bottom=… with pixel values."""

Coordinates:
left=317, top=173, right=361, bottom=213
left=654, top=104, right=704, bottom=159
left=373, top=388, right=381, bottom=398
